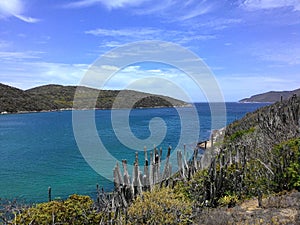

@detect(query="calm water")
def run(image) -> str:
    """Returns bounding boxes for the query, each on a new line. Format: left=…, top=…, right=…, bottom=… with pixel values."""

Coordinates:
left=0, top=103, right=269, bottom=202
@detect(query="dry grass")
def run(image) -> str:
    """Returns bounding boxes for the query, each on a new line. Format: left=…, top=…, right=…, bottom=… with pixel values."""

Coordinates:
left=194, top=190, right=300, bottom=225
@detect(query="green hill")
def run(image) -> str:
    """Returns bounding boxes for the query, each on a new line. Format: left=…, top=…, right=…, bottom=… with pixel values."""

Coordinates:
left=0, top=83, right=55, bottom=113
left=0, top=83, right=188, bottom=113
left=239, top=88, right=300, bottom=103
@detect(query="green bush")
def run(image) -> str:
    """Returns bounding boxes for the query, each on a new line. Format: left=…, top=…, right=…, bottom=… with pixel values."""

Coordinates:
left=228, top=127, right=255, bottom=141
left=272, top=138, right=300, bottom=191
left=127, top=187, right=192, bottom=224
left=15, top=194, right=103, bottom=225
left=218, top=193, right=239, bottom=207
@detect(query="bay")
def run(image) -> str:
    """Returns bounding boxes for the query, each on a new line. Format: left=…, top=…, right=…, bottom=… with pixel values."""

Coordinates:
left=0, top=102, right=269, bottom=202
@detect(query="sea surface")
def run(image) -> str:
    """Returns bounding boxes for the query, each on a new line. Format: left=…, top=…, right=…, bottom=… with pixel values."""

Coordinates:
left=0, top=102, right=269, bottom=202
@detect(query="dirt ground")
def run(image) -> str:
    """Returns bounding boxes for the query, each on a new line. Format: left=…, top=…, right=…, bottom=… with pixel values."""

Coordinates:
left=194, top=190, right=300, bottom=225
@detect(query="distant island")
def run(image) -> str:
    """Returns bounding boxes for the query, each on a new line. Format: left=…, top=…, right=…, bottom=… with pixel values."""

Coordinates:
left=239, top=88, right=300, bottom=103
left=0, top=83, right=188, bottom=113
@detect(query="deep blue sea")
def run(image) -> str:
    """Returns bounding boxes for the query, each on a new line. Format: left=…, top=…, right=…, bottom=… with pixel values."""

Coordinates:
left=0, top=103, right=269, bottom=202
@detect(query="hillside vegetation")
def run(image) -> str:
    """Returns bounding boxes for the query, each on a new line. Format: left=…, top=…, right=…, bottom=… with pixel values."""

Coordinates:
left=0, top=83, right=54, bottom=113
left=185, top=94, right=300, bottom=224
left=0, top=83, right=187, bottom=113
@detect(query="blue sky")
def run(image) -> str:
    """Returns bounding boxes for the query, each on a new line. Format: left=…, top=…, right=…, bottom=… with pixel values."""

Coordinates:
left=0, top=0, right=299, bottom=101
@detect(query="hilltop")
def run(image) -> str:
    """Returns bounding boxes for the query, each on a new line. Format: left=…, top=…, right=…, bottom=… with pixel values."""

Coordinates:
left=0, top=83, right=54, bottom=113
left=239, top=87, right=300, bottom=103
left=0, top=83, right=188, bottom=113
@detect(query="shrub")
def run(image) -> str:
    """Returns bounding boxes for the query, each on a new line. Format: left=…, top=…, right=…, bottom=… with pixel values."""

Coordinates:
left=127, top=187, right=192, bottom=224
left=218, top=194, right=239, bottom=207
left=15, top=194, right=103, bottom=224
left=228, top=127, right=255, bottom=141
left=272, top=138, right=300, bottom=191
left=179, top=169, right=210, bottom=207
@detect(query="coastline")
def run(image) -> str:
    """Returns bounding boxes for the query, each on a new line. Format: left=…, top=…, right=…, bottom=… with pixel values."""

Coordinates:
left=198, top=127, right=226, bottom=149
left=0, top=108, right=73, bottom=115
left=0, top=103, right=192, bottom=115
left=238, top=101, right=274, bottom=104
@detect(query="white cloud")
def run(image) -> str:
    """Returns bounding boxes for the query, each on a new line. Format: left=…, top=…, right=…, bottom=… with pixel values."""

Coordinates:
left=101, top=65, right=209, bottom=102
left=100, top=65, right=119, bottom=71
left=0, top=51, right=44, bottom=60
left=66, top=0, right=147, bottom=9
left=14, top=14, right=39, bottom=23
left=86, top=27, right=159, bottom=38
left=0, top=56, right=207, bottom=101
left=101, top=41, right=124, bottom=48
left=242, top=0, right=300, bottom=11
left=193, top=18, right=243, bottom=30
left=0, top=0, right=39, bottom=23
left=86, top=27, right=215, bottom=47
left=178, top=4, right=213, bottom=21
left=177, top=35, right=216, bottom=44
left=134, top=0, right=216, bottom=21
left=0, top=50, right=88, bottom=90
left=67, top=0, right=216, bottom=21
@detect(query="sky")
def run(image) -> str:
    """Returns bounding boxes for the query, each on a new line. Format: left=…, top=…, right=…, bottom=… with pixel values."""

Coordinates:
left=0, top=0, right=299, bottom=102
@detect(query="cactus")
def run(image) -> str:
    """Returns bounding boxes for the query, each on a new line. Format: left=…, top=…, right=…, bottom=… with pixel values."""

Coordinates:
left=48, top=186, right=51, bottom=202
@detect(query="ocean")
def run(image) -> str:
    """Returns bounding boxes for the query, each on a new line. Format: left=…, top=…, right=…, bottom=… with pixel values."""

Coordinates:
left=0, top=102, right=269, bottom=202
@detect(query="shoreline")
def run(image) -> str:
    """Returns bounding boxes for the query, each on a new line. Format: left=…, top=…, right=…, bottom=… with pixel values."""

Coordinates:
left=1, top=102, right=271, bottom=116
left=0, top=103, right=192, bottom=116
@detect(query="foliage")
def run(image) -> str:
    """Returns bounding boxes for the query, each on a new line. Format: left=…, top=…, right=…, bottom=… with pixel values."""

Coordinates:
left=0, top=83, right=187, bottom=113
left=228, top=127, right=255, bottom=141
left=0, top=199, right=28, bottom=224
left=242, top=159, right=272, bottom=196
left=127, top=187, right=192, bottom=224
left=272, top=138, right=300, bottom=191
left=218, top=193, right=239, bottom=207
left=174, top=169, right=210, bottom=208
left=15, top=194, right=103, bottom=225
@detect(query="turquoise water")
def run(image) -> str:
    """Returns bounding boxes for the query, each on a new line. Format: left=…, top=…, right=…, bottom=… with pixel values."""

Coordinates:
left=0, top=103, right=269, bottom=202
